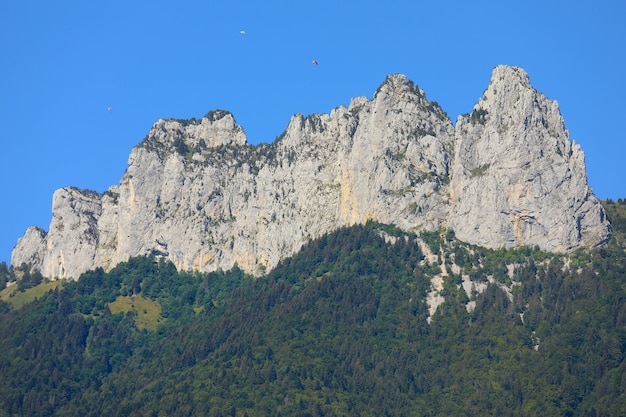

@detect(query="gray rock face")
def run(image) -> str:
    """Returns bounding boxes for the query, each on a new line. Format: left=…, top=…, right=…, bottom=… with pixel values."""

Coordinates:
left=448, top=66, right=609, bottom=251
left=12, top=66, right=611, bottom=279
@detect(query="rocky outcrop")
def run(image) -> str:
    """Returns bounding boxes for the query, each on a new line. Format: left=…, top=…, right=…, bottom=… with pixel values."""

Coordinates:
left=12, top=66, right=611, bottom=279
left=448, top=66, right=609, bottom=251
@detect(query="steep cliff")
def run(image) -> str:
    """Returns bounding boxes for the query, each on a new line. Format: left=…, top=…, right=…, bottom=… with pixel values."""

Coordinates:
left=448, top=66, right=609, bottom=251
left=12, top=66, right=611, bottom=279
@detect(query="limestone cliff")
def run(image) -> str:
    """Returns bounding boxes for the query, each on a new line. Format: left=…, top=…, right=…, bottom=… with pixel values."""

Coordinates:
left=12, top=66, right=611, bottom=279
left=448, top=66, right=609, bottom=251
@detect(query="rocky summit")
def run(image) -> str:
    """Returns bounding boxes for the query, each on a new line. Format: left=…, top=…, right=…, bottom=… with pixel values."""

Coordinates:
left=12, top=65, right=611, bottom=279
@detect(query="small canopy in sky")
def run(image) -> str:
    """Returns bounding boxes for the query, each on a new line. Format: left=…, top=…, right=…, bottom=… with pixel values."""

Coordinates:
left=312, top=59, right=318, bottom=65
left=107, top=106, right=113, bottom=111
left=240, top=30, right=246, bottom=35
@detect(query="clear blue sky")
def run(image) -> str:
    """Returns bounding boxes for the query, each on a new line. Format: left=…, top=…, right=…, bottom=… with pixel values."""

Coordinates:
left=1, top=0, right=625, bottom=265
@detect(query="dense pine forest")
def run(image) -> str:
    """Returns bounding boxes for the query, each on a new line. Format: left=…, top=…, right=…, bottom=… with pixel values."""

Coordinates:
left=1, top=200, right=626, bottom=416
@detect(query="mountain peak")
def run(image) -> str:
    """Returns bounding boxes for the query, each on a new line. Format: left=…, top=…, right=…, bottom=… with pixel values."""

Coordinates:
left=139, top=111, right=247, bottom=159
left=375, top=73, right=425, bottom=101
left=490, top=65, right=531, bottom=87
left=380, top=73, right=410, bottom=89
left=450, top=66, right=609, bottom=252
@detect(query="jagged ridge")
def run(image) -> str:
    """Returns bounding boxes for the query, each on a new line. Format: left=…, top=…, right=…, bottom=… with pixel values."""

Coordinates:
left=12, top=66, right=611, bottom=279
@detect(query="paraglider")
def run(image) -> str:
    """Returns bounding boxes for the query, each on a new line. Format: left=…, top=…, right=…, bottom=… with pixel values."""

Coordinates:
left=107, top=106, right=113, bottom=111
left=240, top=30, right=246, bottom=36
left=312, top=59, right=318, bottom=66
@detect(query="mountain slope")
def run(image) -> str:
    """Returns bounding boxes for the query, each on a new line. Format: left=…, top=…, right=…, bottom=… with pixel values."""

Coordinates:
left=2, top=210, right=625, bottom=416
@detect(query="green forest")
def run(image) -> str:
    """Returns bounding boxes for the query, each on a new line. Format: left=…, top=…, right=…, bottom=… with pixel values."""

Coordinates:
left=1, top=200, right=626, bottom=416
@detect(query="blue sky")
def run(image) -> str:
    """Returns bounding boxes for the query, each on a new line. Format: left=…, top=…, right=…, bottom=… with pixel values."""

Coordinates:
left=1, top=0, right=625, bottom=264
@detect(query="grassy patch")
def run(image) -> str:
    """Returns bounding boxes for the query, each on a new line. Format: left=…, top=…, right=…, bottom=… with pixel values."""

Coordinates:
left=1, top=280, right=63, bottom=309
left=470, top=164, right=490, bottom=177
left=108, top=294, right=162, bottom=331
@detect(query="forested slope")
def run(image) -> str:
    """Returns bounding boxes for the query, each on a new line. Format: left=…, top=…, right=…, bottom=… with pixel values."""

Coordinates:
left=1, top=201, right=626, bottom=416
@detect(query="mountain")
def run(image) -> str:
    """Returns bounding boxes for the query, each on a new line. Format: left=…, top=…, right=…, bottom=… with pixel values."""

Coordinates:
left=11, top=65, right=610, bottom=280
